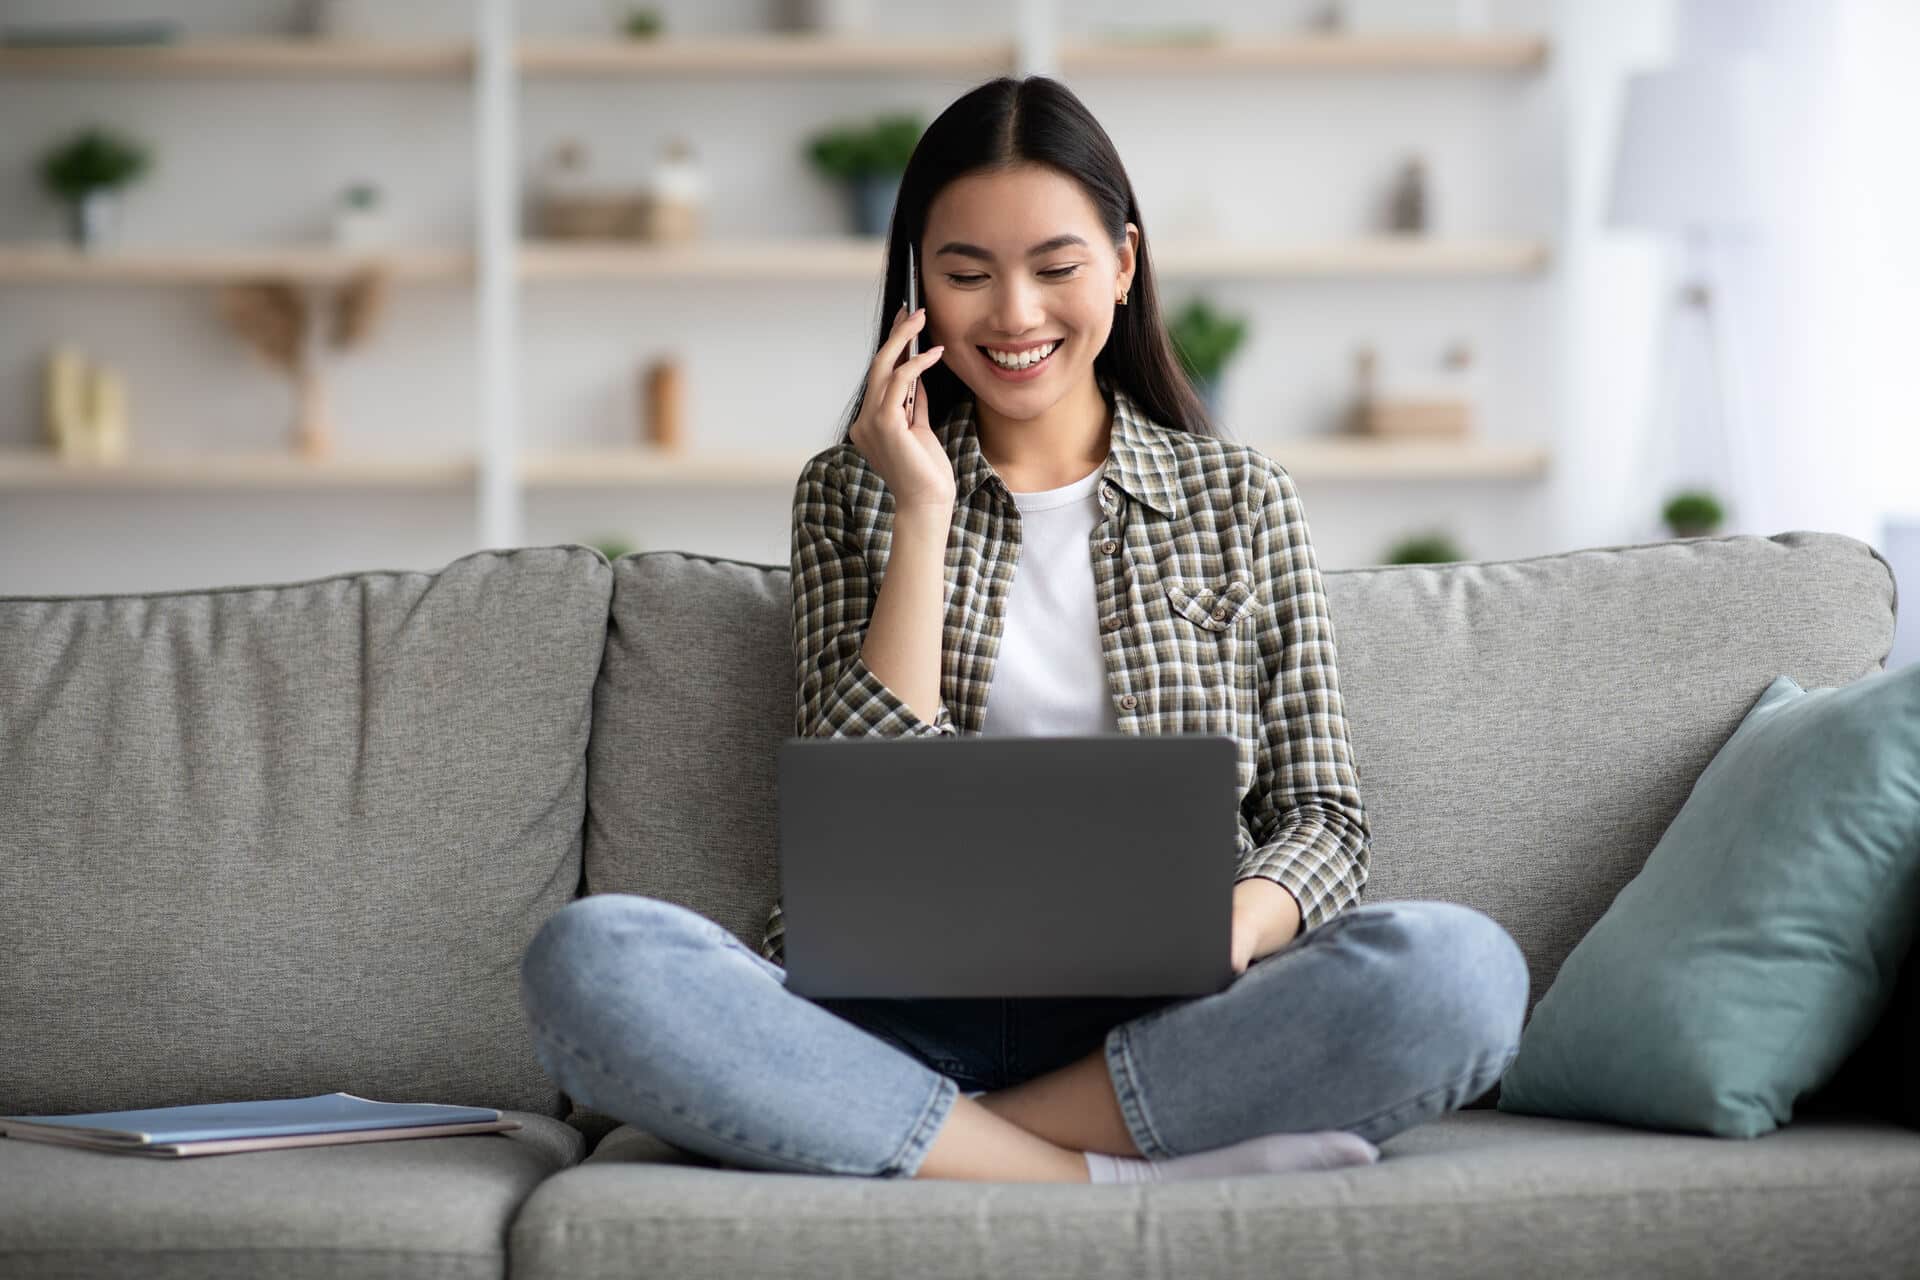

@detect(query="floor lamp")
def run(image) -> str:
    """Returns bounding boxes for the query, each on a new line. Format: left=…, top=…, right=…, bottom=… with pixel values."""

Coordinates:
left=1605, top=58, right=1766, bottom=539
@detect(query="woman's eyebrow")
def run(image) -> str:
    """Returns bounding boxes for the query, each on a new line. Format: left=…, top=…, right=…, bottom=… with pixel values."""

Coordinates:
left=933, top=234, right=1089, bottom=261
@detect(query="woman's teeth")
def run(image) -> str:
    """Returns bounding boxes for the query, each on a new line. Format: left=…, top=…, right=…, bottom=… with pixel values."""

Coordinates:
left=983, top=340, right=1059, bottom=370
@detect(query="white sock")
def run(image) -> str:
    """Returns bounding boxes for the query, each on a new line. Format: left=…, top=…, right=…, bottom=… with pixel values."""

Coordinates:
left=1083, top=1130, right=1380, bottom=1183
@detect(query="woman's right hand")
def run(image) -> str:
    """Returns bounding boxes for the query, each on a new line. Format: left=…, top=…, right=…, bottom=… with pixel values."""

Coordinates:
left=849, top=304, right=953, bottom=517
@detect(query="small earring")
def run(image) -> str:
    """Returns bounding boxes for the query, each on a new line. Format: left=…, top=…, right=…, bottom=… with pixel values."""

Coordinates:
left=1117, top=289, right=1129, bottom=307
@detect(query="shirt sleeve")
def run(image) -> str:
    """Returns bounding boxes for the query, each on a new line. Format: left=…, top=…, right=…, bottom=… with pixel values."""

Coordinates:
left=791, top=451, right=959, bottom=740
left=1235, top=464, right=1371, bottom=933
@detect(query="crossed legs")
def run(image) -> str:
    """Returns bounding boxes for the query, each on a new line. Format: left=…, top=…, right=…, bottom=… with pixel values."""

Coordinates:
left=911, top=1045, right=1139, bottom=1181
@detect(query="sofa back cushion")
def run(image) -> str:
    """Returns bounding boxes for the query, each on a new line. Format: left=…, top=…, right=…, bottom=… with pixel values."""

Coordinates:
left=0, top=547, right=610, bottom=1118
left=587, top=553, right=788, bottom=952
left=586, top=533, right=1897, bottom=1105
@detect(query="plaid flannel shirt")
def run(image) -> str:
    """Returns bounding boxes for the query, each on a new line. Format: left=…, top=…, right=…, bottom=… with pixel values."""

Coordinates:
left=763, top=382, right=1371, bottom=967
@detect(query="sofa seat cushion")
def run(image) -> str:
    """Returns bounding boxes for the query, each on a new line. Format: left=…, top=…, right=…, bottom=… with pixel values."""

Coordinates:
left=510, top=1111, right=1920, bottom=1280
left=0, top=1112, right=582, bottom=1280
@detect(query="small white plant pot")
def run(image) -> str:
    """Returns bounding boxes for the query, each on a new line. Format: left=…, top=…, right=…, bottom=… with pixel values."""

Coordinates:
left=67, top=190, right=120, bottom=251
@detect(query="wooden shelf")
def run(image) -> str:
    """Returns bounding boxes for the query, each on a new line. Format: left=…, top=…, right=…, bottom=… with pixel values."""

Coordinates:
left=1270, top=437, right=1549, bottom=479
left=521, top=449, right=804, bottom=487
left=521, top=440, right=1548, bottom=487
left=0, top=451, right=478, bottom=490
left=0, top=237, right=1545, bottom=286
left=519, top=239, right=878, bottom=282
left=519, top=236, right=1549, bottom=281
left=0, top=439, right=1545, bottom=492
left=1058, top=33, right=1549, bottom=72
left=0, top=33, right=1545, bottom=79
left=0, top=245, right=471, bottom=285
left=518, top=36, right=1018, bottom=76
left=1156, top=238, right=1549, bottom=276
left=0, top=38, right=473, bottom=76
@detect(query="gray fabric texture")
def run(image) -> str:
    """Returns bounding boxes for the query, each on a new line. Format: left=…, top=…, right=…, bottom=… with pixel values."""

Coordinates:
left=0, top=546, right=611, bottom=1119
left=586, top=550, right=789, bottom=956
left=515, top=1110, right=1920, bottom=1280
left=581, top=531, right=1900, bottom=1129
left=0, top=1111, right=580, bottom=1280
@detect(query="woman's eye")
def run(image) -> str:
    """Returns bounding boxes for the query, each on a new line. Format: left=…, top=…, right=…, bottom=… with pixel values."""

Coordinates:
left=944, top=267, right=1080, bottom=285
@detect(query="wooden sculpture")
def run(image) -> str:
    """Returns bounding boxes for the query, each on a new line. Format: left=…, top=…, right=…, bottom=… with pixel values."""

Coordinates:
left=217, top=265, right=389, bottom=459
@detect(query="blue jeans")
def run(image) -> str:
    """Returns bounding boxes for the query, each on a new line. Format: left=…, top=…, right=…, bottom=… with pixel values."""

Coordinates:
left=518, top=893, right=1529, bottom=1178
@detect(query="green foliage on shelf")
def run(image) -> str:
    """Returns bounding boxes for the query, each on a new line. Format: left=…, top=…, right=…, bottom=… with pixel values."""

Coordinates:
left=1662, top=489, right=1724, bottom=535
left=806, top=114, right=925, bottom=182
left=1384, top=531, right=1468, bottom=564
left=39, top=127, right=151, bottom=201
left=619, top=7, right=663, bottom=39
left=587, top=536, right=641, bottom=563
left=1167, top=297, right=1248, bottom=382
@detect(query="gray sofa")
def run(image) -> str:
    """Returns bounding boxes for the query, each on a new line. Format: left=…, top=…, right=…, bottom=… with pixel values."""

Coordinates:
left=3, top=530, right=1915, bottom=1280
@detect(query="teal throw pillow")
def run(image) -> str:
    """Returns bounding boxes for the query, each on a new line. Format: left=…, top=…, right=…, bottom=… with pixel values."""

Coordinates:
left=1497, top=664, right=1920, bottom=1138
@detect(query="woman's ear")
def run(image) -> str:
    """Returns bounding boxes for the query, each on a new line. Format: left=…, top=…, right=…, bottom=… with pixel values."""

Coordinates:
left=1118, top=222, right=1140, bottom=298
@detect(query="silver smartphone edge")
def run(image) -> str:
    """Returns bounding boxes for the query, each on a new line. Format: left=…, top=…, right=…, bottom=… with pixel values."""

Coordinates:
left=904, top=244, right=919, bottom=417
left=906, top=244, right=919, bottom=359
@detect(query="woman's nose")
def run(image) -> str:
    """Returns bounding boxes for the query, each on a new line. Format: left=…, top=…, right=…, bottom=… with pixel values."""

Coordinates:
left=988, top=280, right=1047, bottom=336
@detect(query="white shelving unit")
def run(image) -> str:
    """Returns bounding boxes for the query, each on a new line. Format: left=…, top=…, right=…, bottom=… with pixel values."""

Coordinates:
left=1, top=8, right=1555, bottom=549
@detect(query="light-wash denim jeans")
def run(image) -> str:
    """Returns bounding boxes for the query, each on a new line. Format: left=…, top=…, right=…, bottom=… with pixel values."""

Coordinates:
left=518, top=893, right=1528, bottom=1178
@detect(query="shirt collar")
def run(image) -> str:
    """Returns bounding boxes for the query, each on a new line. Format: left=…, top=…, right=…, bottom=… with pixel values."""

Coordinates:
left=938, top=380, right=1182, bottom=518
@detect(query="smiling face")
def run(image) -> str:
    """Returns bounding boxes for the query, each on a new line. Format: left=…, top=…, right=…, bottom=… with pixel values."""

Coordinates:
left=921, top=163, right=1137, bottom=423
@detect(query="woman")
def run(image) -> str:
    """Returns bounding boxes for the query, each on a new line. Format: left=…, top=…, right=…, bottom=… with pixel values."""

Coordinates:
left=519, top=75, right=1529, bottom=1185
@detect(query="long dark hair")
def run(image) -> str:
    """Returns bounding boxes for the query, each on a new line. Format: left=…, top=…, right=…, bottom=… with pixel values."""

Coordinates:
left=835, top=75, right=1223, bottom=446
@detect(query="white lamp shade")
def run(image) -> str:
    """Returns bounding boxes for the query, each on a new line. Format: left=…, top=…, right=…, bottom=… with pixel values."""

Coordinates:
left=1606, top=58, right=1768, bottom=234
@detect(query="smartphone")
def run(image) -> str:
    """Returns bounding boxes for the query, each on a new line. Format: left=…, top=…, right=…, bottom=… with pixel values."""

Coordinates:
left=903, top=244, right=920, bottom=418
left=906, top=243, right=920, bottom=358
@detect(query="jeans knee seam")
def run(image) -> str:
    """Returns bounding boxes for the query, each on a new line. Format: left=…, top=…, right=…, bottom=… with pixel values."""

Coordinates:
left=1341, top=1044, right=1520, bottom=1138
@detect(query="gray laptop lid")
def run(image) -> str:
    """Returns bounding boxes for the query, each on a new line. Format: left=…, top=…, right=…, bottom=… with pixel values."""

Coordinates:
left=777, top=734, right=1240, bottom=999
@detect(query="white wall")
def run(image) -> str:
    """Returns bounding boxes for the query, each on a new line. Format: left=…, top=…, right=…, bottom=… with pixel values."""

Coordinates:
left=2, top=0, right=1684, bottom=594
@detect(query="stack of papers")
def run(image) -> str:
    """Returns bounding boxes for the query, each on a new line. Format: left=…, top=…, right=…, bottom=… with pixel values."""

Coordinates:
left=0, top=1092, right=520, bottom=1158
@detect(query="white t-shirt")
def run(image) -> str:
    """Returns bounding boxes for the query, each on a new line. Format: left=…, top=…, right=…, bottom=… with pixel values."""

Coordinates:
left=979, top=461, right=1122, bottom=737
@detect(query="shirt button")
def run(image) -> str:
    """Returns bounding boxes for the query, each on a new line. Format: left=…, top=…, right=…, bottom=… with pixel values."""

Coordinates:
left=1119, top=693, right=1138, bottom=710
left=1100, top=538, right=1119, bottom=555
left=1212, top=605, right=1229, bottom=620
left=1102, top=614, right=1122, bottom=631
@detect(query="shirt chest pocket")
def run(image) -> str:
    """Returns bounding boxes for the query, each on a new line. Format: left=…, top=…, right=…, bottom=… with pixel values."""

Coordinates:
left=1164, top=575, right=1260, bottom=632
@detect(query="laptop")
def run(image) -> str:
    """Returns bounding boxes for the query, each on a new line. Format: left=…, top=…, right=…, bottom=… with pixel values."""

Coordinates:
left=776, top=734, right=1240, bottom=999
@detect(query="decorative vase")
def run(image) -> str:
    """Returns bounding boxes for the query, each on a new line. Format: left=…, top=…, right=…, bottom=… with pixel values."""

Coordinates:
left=850, top=172, right=900, bottom=237
left=330, top=184, right=388, bottom=249
left=642, top=357, right=684, bottom=451
left=66, top=190, right=119, bottom=251
left=292, top=362, right=333, bottom=459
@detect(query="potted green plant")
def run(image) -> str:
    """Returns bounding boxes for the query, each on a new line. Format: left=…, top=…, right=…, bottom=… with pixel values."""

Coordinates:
left=1662, top=489, right=1725, bottom=539
left=618, top=6, right=662, bottom=39
left=805, top=114, right=924, bottom=236
left=1384, top=531, right=1468, bottom=565
left=39, top=126, right=152, bottom=251
left=1167, top=297, right=1248, bottom=416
